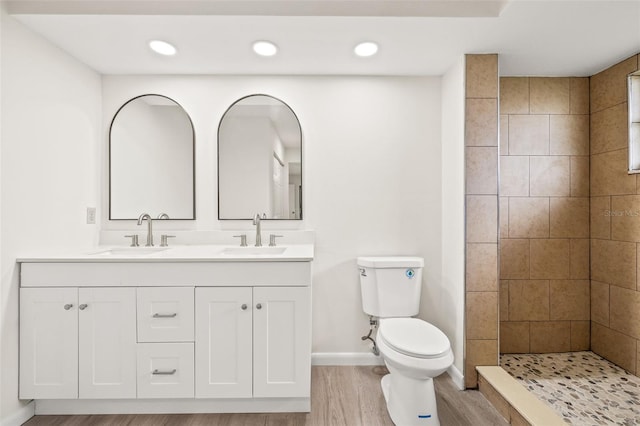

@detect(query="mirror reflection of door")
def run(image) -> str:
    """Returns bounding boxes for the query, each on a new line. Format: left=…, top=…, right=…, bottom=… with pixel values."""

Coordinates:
left=218, top=95, right=302, bottom=220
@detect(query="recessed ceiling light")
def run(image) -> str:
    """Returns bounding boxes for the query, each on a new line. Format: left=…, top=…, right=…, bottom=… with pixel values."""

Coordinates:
left=354, top=42, right=379, bottom=57
left=253, top=41, right=278, bottom=57
left=149, top=40, right=177, bottom=56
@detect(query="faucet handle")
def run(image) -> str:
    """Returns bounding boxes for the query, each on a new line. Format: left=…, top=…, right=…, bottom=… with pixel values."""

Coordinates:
left=160, top=235, right=175, bottom=247
left=269, top=234, right=283, bottom=247
left=233, top=234, right=248, bottom=247
left=124, top=235, right=139, bottom=247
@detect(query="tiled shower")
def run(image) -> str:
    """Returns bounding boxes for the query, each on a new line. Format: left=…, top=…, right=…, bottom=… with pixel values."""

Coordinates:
left=499, top=55, right=640, bottom=373
left=463, top=53, right=640, bottom=393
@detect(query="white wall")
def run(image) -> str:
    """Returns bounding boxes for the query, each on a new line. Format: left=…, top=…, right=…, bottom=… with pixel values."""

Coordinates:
left=437, top=56, right=466, bottom=382
left=0, top=10, right=101, bottom=424
left=102, top=75, right=443, bottom=356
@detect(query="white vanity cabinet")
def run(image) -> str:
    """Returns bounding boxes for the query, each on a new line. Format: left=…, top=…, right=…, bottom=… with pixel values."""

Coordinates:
left=18, top=253, right=313, bottom=414
left=20, top=287, right=137, bottom=400
left=195, top=286, right=311, bottom=399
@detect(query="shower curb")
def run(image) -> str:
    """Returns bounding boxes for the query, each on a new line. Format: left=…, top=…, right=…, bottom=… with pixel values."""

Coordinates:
left=476, top=366, right=566, bottom=426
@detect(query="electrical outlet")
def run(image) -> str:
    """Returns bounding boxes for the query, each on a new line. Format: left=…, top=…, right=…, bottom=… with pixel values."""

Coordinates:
left=86, top=207, right=96, bottom=224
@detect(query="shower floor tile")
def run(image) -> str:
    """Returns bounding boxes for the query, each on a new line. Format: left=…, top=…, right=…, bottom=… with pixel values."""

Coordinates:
left=501, top=351, right=640, bottom=425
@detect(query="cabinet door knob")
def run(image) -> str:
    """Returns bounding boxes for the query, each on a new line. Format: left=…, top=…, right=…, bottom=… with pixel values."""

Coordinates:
left=64, top=304, right=73, bottom=310
left=79, top=304, right=88, bottom=310
left=256, top=303, right=262, bottom=310
left=241, top=304, right=248, bottom=310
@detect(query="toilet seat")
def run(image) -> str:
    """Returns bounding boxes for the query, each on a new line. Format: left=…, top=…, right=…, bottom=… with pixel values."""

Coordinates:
left=379, top=318, right=450, bottom=359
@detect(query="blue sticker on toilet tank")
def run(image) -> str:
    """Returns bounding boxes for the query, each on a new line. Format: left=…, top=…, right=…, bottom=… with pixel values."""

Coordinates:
left=406, top=269, right=415, bottom=278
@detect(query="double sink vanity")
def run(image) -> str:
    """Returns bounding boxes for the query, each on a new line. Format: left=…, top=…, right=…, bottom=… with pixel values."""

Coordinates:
left=18, top=240, right=314, bottom=414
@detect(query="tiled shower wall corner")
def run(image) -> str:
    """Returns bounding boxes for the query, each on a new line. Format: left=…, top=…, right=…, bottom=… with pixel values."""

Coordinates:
left=590, top=54, right=640, bottom=374
left=464, top=54, right=500, bottom=388
left=499, top=77, right=591, bottom=354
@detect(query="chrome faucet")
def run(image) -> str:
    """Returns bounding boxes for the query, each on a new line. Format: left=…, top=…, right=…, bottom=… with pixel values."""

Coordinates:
left=253, top=213, right=262, bottom=247
left=137, top=213, right=154, bottom=246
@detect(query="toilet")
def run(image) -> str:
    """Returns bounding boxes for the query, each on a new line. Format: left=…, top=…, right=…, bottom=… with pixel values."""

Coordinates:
left=357, top=256, right=453, bottom=426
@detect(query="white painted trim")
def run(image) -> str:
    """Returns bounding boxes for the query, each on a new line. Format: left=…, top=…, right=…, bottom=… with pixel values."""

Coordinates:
left=312, top=352, right=384, bottom=366
left=447, top=364, right=464, bottom=390
left=0, top=401, right=35, bottom=426
left=35, top=398, right=310, bottom=415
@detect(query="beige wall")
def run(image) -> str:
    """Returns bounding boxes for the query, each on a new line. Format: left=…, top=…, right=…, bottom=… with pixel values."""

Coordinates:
left=590, top=54, right=640, bottom=373
left=464, top=54, right=499, bottom=388
left=499, top=77, right=591, bottom=353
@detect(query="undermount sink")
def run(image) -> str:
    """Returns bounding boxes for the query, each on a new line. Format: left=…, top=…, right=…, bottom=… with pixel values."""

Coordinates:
left=89, top=247, right=169, bottom=256
left=221, top=246, right=286, bottom=255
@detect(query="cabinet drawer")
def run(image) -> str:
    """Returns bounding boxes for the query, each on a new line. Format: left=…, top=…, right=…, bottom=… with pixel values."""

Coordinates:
left=137, top=343, right=194, bottom=398
left=137, top=287, right=194, bottom=342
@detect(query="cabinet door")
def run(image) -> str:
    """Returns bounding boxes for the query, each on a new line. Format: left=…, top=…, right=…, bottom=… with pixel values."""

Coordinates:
left=19, top=287, right=78, bottom=399
left=253, top=287, right=311, bottom=398
left=78, top=287, right=136, bottom=399
left=195, top=287, right=252, bottom=398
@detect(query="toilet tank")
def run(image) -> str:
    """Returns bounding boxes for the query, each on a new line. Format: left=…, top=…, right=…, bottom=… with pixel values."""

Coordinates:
left=357, top=256, right=424, bottom=318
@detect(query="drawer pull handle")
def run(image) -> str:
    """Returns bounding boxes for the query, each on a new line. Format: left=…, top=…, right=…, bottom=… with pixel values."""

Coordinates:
left=152, top=369, right=177, bottom=375
left=153, top=313, right=177, bottom=318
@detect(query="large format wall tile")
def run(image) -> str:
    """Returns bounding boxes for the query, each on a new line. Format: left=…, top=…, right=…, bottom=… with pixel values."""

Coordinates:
left=590, top=55, right=638, bottom=113
left=530, top=78, right=570, bottom=115
left=466, top=99, right=499, bottom=146
left=500, top=239, right=530, bottom=279
left=611, top=195, right=640, bottom=242
left=591, top=322, right=637, bottom=374
left=570, top=239, right=590, bottom=279
left=467, top=292, right=499, bottom=339
left=610, top=286, right=640, bottom=340
left=591, top=149, right=636, bottom=196
left=466, top=243, right=498, bottom=291
left=590, top=280, right=610, bottom=326
left=508, top=280, right=550, bottom=321
left=500, top=321, right=530, bottom=353
left=570, top=156, right=589, bottom=197
left=591, top=103, right=629, bottom=154
left=466, top=147, right=498, bottom=194
left=500, top=156, right=529, bottom=196
left=570, top=320, right=590, bottom=351
left=570, top=77, right=590, bottom=114
left=590, top=196, right=611, bottom=240
left=550, top=114, right=589, bottom=155
left=530, top=156, right=570, bottom=196
left=591, top=239, right=637, bottom=290
left=549, top=280, right=590, bottom=320
left=466, top=54, right=498, bottom=98
left=508, top=115, right=549, bottom=155
left=500, top=77, right=529, bottom=114
left=467, top=195, right=498, bottom=243
left=549, top=197, right=589, bottom=238
left=509, top=197, right=549, bottom=238
left=530, top=321, right=571, bottom=353
left=530, top=239, right=571, bottom=279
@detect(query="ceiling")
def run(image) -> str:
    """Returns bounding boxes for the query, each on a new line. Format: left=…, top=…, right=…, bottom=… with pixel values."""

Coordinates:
left=6, top=0, right=640, bottom=76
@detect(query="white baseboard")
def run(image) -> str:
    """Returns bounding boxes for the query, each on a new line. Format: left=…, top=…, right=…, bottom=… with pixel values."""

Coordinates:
left=1, top=401, right=34, bottom=426
left=312, top=352, right=384, bottom=366
left=35, top=398, right=309, bottom=415
left=447, top=364, right=464, bottom=390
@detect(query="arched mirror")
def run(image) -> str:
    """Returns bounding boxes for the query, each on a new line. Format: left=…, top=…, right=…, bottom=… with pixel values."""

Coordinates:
left=218, top=94, right=302, bottom=220
left=109, top=94, right=195, bottom=220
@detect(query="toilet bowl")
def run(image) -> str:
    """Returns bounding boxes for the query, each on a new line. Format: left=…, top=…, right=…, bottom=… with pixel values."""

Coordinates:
left=377, top=318, right=453, bottom=426
left=357, top=256, right=454, bottom=426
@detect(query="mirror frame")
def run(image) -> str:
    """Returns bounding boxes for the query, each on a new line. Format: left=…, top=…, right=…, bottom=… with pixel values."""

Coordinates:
left=109, top=94, right=196, bottom=220
left=217, top=94, right=303, bottom=220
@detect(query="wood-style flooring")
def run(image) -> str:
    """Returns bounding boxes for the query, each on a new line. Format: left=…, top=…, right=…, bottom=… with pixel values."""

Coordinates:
left=24, top=366, right=508, bottom=426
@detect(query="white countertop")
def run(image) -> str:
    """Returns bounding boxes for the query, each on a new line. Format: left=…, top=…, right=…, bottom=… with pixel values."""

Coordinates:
left=17, top=244, right=314, bottom=263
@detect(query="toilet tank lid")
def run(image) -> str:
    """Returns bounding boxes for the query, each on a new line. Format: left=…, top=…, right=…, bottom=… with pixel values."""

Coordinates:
left=357, top=256, right=424, bottom=268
